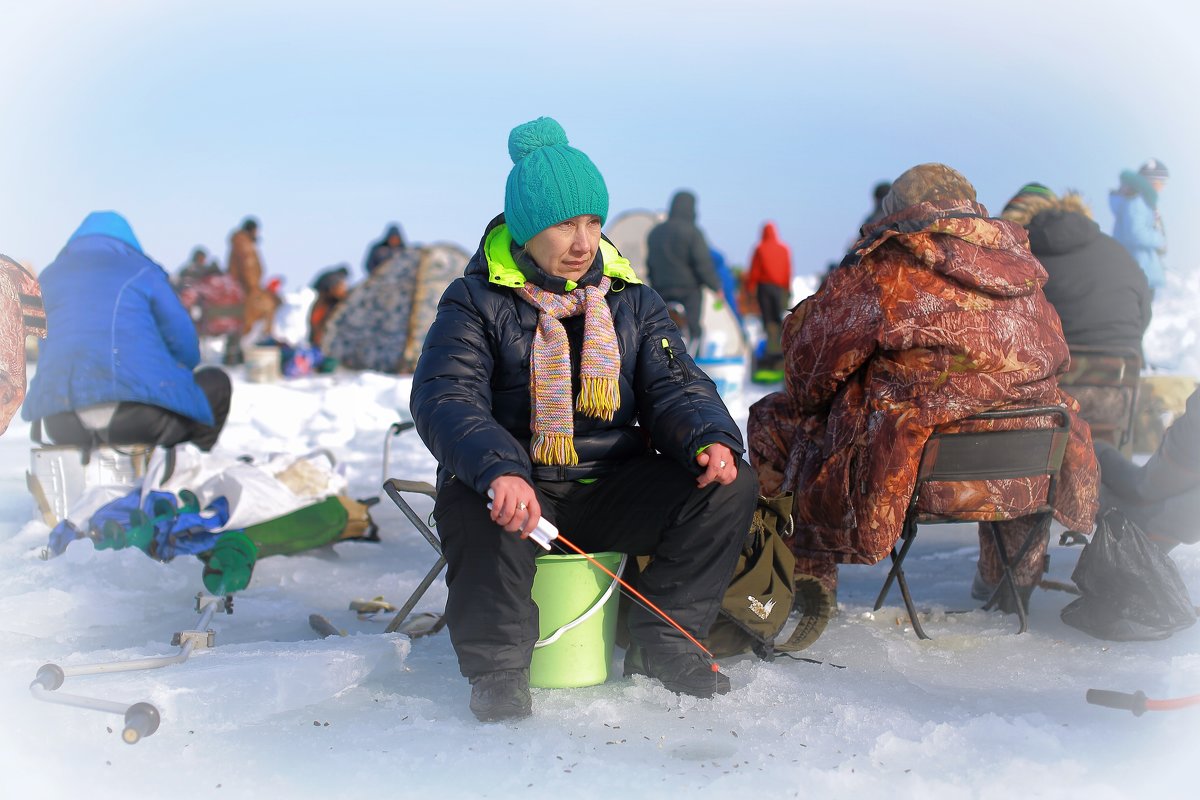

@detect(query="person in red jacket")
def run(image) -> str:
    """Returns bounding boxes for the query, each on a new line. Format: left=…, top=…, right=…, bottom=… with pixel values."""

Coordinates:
left=746, top=222, right=792, bottom=376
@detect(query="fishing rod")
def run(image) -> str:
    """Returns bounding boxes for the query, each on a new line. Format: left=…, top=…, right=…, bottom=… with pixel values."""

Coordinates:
left=1086, top=688, right=1200, bottom=716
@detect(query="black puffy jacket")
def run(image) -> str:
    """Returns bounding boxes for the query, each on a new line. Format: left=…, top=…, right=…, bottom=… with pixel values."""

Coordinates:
left=410, top=216, right=744, bottom=495
left=1026, top=209, right=1152, bottom=354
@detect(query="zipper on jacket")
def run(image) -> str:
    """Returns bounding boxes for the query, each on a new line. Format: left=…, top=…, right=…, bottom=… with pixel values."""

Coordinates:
left=661, top=338, right=686, bottom=383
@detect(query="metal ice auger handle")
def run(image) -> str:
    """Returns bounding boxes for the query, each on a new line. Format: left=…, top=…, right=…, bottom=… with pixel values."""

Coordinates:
left=29, top=593, right=229, bottom=743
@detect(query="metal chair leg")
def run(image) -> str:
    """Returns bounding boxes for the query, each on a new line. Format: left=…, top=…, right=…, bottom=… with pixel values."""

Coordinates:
left=895, top=566, right=929, bottom=639
left=385, top=556, right=447, bottom=634
left=380, top=475, right=446, bottom=634
left=875, top=524, right=918, bottom=610
left=985, top=521, right=1032, bottom=634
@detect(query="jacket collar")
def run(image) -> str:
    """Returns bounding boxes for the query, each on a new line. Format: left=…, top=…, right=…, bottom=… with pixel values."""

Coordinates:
left=483, top=221, right=640, bottom=292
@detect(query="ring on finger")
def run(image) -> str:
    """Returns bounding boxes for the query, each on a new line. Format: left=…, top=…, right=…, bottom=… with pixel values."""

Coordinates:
left=719, top=460, right=727, bottom=469
left=517, top=501, right=527, bottom=511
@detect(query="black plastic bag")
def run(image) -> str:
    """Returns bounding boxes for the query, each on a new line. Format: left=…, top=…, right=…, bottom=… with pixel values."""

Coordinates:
left=1060, top=508, right=1197, bottom=641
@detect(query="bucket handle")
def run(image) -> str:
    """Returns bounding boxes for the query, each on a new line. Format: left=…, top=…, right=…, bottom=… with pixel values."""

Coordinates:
left=533, top=554, right=627, bottom=649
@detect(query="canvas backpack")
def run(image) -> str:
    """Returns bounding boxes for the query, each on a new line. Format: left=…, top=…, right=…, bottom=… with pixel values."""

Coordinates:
left=701, top=493, right=802, bottom=660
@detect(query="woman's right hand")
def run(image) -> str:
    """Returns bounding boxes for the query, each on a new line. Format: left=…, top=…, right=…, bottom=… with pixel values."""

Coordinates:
left=488, top=475, right=541, bottom=538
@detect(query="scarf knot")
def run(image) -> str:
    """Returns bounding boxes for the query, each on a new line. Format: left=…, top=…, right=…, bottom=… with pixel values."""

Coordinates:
left=515, top=276, right=621, bottom=466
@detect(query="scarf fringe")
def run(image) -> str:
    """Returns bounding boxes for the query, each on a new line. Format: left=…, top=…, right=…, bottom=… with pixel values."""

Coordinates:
left=531, top=432, right=579, bottom=466
left=577, top=376, right=619, bottom=422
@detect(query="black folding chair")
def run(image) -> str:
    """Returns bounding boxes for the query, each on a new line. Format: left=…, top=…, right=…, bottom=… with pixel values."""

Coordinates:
left=873, top=405, right=1071, bottom=639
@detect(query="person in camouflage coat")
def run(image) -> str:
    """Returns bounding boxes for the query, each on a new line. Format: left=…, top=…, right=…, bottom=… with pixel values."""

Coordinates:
left=747, top=164, right=1099, bottom=609
left=0, top=254, right=47, bottom=435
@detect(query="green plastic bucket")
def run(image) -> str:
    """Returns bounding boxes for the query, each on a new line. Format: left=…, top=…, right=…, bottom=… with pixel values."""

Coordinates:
left=530, top=551, right=626, bottom=689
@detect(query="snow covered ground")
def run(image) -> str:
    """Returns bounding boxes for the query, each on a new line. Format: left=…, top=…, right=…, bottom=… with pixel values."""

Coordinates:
left=1, top=291, right=1198, bottom=799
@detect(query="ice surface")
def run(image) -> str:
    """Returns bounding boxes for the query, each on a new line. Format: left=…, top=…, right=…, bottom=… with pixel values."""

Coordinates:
left=1, top=290, right=1198, bottom=799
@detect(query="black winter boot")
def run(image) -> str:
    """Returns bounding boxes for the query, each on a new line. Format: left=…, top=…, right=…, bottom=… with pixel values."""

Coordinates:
left=468, top=668, right=532, bottom=723
left=624, top=644, right=730, bottom=698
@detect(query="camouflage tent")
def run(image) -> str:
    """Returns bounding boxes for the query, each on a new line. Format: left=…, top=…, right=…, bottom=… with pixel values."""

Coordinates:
left=322, top=244, right=468, bottom=374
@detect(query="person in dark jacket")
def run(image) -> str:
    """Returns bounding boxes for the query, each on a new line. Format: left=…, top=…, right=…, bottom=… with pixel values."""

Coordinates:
left=364, top=224, right=407, bottom=275
left=411, top=117, right=756, bottom=723
left=1001, top=185, right=1152, bottom=450
left=646, top=190, right=721, bottom=346
left=1096, top=387, right=1200, bottom=549
left=1001, top=185, right=1151, bottom=354
left=861, top=180, right=892, bottom=229
left=22, top=212, right=231, bottom=451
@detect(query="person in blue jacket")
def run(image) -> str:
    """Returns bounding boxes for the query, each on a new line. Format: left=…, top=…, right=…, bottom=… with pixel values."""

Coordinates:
left=22, top=212, right=231, bottom=451
left=1110, top=159, right=1169, bottom=294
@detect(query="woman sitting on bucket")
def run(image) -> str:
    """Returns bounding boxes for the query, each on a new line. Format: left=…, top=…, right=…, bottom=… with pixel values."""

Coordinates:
left=410, top=117, right=756, bottom=723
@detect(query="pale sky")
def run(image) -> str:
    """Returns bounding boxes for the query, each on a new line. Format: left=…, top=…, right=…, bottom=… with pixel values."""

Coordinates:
left=2, top=0, right=1197, bottom=288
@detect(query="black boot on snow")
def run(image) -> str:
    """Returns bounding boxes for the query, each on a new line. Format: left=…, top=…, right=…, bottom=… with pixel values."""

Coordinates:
left=468, top=668, right=532, bottom=723
left=624, top=645, right=730, bottom=698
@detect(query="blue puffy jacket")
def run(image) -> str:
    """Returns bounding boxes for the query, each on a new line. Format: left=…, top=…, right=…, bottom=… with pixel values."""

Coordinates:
left=22, top=213, right=214, bottom=425
left=1110, top=172, right=1166, bottom=290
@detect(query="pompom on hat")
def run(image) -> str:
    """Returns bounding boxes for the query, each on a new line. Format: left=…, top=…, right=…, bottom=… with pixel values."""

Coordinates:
left=504, top=117, right=609, bottom=246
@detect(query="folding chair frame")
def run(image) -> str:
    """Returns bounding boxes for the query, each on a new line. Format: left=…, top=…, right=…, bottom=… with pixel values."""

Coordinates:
left=382, top=477, right=444, bottom=634
left=377, top=422, right=447, bottom=634
left=873, top=405, right=1071, bottom=639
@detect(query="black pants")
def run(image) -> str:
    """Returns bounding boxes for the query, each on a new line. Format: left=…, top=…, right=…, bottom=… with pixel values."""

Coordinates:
left=43, top=367, right=232, bottom=452
left=434, top=454, right=757, bottom=677
left=757, top=283, right=789, bottom=331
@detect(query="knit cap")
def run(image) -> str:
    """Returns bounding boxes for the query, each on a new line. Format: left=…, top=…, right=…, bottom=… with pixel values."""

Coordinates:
left=1000, top=182, right=1059, bottom=226
left=504, top=117, right=609, bottom=246
left=1138, top=159, right=1169, bottom=182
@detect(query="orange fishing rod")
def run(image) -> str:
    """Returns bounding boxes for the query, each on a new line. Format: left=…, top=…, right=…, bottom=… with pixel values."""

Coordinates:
left=550, top=532, right=717, bottom=665
left=487, top=491, right=717, bottom=666
left=1086, top=689, right=1200, bottom=716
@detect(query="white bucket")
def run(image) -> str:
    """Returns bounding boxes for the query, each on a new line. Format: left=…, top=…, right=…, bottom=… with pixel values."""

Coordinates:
left=245, top=345, right=282, bottom=383
left=28, top=445, right=153, bottom=523
left=695, top=355, right=746, bottom=403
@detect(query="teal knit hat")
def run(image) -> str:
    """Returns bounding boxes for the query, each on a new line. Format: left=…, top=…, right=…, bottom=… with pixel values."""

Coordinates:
left=504, top=117, right=609, bottom=246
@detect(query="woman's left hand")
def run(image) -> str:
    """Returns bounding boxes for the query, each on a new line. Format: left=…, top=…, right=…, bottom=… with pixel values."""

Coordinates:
left=695, top=443, right=738, bottom=488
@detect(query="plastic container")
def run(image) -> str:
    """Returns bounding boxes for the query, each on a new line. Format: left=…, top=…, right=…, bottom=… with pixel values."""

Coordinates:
left=245, top=345, right=282, bottom=383
left=29, top=445, right=153, bottom=523
left=695, top=355, right=747, bottom=403
left=529, top=551, right=625, bottom=689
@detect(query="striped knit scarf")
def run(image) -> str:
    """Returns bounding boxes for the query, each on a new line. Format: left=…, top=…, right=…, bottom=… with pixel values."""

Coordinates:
left=515, top=276, right=620, bottom=466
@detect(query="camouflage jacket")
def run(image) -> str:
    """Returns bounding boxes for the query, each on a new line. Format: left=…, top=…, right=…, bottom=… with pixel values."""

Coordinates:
left=748, top=200, right=1099, bottom=565
left=0, top=257, right=47, bottom=434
